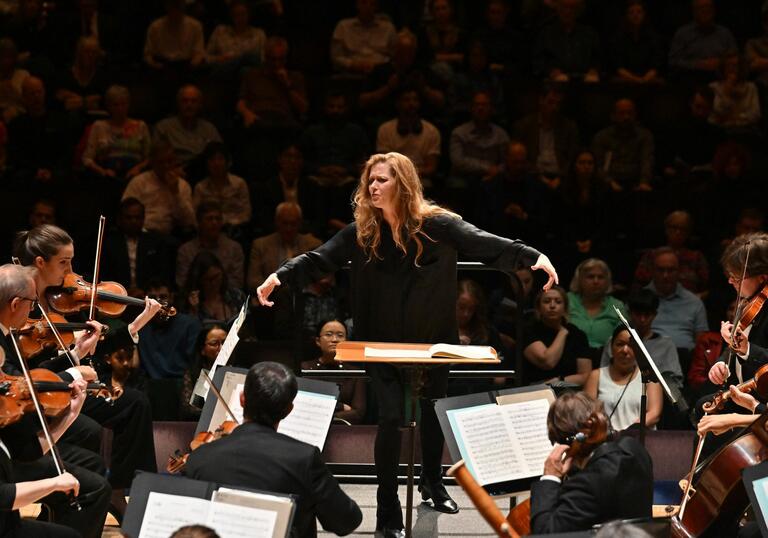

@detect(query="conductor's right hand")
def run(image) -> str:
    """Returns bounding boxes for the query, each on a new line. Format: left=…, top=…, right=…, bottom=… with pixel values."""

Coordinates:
left=708, top=361, right=730, bottom=385
left=52, top=472, right=80, bottom=497
left=257, top=273, right=281, bottom=307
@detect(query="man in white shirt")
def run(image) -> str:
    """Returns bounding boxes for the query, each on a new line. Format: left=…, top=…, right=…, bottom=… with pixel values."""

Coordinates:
left=330, top=0, right=396, bottom=75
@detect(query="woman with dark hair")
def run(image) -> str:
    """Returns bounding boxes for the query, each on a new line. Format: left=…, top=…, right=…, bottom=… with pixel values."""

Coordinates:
left=584, top=325, right=662, bottom=431
left=180, top=323, right=226, bottom=420
left=609, top=0, right=664, bottom=84
left=256, top=151, right=557, bottom=534
left=301, top=318, right=366, bottom=424
left=192, top=142, right=251, bottom=229
left=522, top=286, right=592, bottom=386
left=183, top=251, right=246, bottom=325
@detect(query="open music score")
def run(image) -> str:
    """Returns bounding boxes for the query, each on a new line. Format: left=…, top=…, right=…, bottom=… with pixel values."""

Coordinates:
left=335, top=341, right=501, bottom=364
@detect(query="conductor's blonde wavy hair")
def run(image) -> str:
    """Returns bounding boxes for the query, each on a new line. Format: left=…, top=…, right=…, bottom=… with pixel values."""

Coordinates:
left=353, top=152, right=458, bottom=264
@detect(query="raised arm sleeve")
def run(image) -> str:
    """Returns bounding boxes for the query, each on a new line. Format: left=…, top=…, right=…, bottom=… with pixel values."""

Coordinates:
left=275, top=224, right=356, bottom=289
left=444, top=217, right=542, bottom=272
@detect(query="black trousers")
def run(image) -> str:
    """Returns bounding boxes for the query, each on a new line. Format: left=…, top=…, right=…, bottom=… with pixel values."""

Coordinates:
left=366, top=364, right=449, bottom=529
left=12, top=449, right=110, bottom=538
left=81, top=387, right=157, bottom=488
left=5, top=520, right=81, bottom=538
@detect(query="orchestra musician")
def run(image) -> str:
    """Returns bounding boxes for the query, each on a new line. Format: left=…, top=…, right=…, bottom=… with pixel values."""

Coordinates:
left=530, top=391, right=653, bottom=534
left=0, top=263, right=109, bottom=538
left=13, top=224, right=161, bottom=518
left=257, top=152, right=558, bottom=537
left=184, top=361, right=362, bottom=538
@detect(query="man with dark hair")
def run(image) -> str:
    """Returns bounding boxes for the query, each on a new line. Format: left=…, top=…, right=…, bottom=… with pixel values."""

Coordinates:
left=530, top=392, right=653, bottom=533
left=185, top=362, right=362, bottom=538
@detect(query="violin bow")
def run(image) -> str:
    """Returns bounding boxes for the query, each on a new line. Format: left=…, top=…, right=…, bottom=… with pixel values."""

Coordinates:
left=88, top=216, right=106, bottom=322
left=10, top=256, right=78, bottom=369
left=7, top=331, right=81, bottom=511
left=201, top=369, right=241, bottom=424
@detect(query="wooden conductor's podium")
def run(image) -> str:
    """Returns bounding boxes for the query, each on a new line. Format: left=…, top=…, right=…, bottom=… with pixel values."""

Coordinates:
left=335, top=341, right=501, bottom=538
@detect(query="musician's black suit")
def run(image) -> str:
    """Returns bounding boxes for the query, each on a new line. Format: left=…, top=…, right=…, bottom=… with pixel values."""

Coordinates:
left=530, top=435, right=653, bottom=534
left=184, top=421, right=362, bottom=538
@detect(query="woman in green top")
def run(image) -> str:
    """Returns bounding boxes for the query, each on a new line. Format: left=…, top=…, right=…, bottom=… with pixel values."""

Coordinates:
left=567, top=258, right=626, bottom=349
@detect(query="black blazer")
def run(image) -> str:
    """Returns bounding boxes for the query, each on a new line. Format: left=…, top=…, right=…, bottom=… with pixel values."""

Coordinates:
left=530, top=435, right=653, bottom=534
left=736, top=306, right=768, bottom=382
left=101, top=231, right=173, bottom=292
left=184, top=422, right=361, bottom=538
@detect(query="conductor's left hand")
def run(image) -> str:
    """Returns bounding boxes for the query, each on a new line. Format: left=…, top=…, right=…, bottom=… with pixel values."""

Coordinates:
left=532, top=254, right=559, bottom=291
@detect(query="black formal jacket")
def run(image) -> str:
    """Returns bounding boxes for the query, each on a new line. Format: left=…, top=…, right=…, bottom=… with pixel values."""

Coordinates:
left=184, top=422, right=361, bottom=538
left=276, top=215, right=541, bottom=344
left=530, top=435, right=653, bottom=534
left=731, top=306, right=768, bottom=383
left=100, top=230, right=174, bottom=293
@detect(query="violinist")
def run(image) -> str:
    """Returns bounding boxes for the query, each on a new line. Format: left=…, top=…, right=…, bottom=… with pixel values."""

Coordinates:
left=0, top=264, right=110, bottom=538
left=13, top=224, right=162, bottom=518
left=530, top=392, right=653, bottom=534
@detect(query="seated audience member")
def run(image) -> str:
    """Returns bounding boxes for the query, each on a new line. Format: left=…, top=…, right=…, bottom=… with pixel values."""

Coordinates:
left=470, top=0, right=526, bottom=74
left=154, top=85, right=223, bottom=175
left=567, top=258, right=626, bottom=350
left=5, top=0, right=55, bottom=76
left=646, top=247, right=708, bottom=353
left=530, top=392, right=653, bottom=533
left=192, top=142, right=251, bottom=229
left=513, top=83, right=579, bottom=179
left=688, top=300, right=734, bottom=396
left=206, top=0, right=266, bottom=73
left=600, top=289, right=684, bottom=393
left=184, top=362, right=363, bottom=537
left=122, top=139, right=196, bottom=236
left=490, top=267, right=536, bottom=350
left=101, top=197, right=174, bottom=296
left=330, top=0, right=396, bottom=76
left=523, top=286, right=592, bottom=386
left=27, top=197, right=56, bottom=227
left=247, top=202, right=322, bottom=292
left=453, top=40, right=506, bottom=122
left=82, top=85, right=150, bottom=183
left=143, top=0, right=205, bottom=72
left=300, top=92, right=369, bottom=188
left=53, top=36, right=109, bottom=114
left=56, top=0, right=119, bottom=62
left=176, top=202, right=244, bottom=289
left=421, top=0, right=466, bottom=82
left=592, top=97, right=654, bottom=192
left=237, top=36, right=308, bottom=131
left=668, top=0, right=736, bottom=81
left=301, top=319, right=366, bottom=425
left=257, top=145, right=322, bottom=235
left=6, top=76, right=78, bottom=188
left=609, top=0, right=664, bottom=84
left=0, top=38, right=29, bottom=122
left=180, top=324, right=227, bottom=420
left=358, top=29, right=445, bottom=121
left=449, top=90, right=509, bottom=185
left=708, top=50, right=761, bottom=131
left=634, top=210, right=709, bottom=296
left=659, top=85, right=723, bottom=178
left=746, top=6, right=768, bottom=88
left=376, top=87, right=441, bottom=180
left=182, top=251, right=247, bottom=325
left=138, top=279, right=201, bottom=379
left=301, top=274, right=344, bottom=339
left=584, top=326, right=663, bottom=431
left=533, top=0, right=600, bottom=82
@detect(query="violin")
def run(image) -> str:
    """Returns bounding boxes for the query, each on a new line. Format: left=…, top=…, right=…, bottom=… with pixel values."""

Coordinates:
left=14, top=312, right=109, bottom=359
left=166, top=420, right=239, bottom=473
left=672, top=412, right=768, bottom=537
left=46, top=273, right=175, bottom=320
left=703, top=363, right=768, bottom=413
left=733, top=281, right=768, bottom=336
left=505, top=412, right=610, bottom=536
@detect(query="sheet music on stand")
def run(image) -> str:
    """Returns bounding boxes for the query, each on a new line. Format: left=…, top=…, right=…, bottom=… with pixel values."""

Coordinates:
left=613, top=305, right=677, bottom=403
left=202, top=297, right=248, bottom=399
left=123, top=472, right=295, bottom=538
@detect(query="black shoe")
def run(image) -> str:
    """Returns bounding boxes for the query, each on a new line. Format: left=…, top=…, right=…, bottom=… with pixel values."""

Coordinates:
left=418, top=478, right=459, bottom=514
left=376, top=527, right=405, bottom=538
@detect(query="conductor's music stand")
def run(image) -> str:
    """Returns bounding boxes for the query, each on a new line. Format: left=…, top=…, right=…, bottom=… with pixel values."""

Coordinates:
left=335, top=341, right=501, bottom=538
